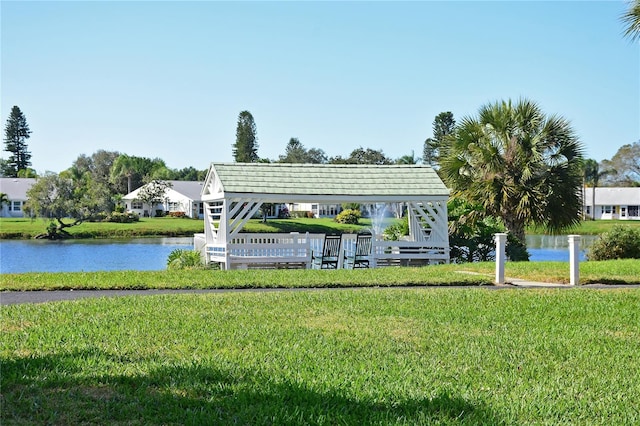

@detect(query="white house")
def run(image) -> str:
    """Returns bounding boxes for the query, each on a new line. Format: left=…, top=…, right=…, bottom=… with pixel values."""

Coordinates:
left=0, top=178, right=36, bottom=218
left=123, top=180, right=205, bottom=218
left=583, top=187, right=640, bottom=220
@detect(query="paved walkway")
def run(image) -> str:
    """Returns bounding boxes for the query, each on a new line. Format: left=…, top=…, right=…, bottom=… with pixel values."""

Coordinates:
left=2, top=283, right=637, bottom=306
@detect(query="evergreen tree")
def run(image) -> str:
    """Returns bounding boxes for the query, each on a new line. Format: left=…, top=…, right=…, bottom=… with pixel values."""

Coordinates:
left=3, top=106, right=32, bottom=177
left=423, top=111, right=455, bottom=168
left=232, top=111, right=259, bottom=163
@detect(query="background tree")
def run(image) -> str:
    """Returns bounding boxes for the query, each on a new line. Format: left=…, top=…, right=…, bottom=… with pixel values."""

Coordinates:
left=136, top=180, right=173, bottom=217
left=278, top=138, right=328, bottom=163
left=110, top=154, right=169, bottom=194
left=110, top=154, right=138, bottom=194
left=279, top=138, right=307, bottom=163
left=233, top=111, right=259, bottom=163
left=171, top=166, right=208, bottom=181
left=25, top=173, right=107, bottom=238
left=3, top=106, right=32, bottom=177
left=621, top=0, right=640, bottom=41
left=329, top=148, right=392, bottom=165
left=423, top=111, right=455, bottom=168
left=440, top=98, right=584, bottom=245
left=601, top=141, right=640, bottom=186
left=396, top=151, right=421, bottom=165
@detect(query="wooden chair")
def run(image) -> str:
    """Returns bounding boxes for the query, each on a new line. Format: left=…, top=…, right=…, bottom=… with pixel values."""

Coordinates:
left=312, top=234, right=342, bottom=269
left=344, top=233, right=372, bottom=269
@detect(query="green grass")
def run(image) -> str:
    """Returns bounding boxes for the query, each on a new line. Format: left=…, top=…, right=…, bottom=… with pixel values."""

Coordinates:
left=2, top=289, right=639, bottom=424
left=0, top=266, right=493, bottom=291
left=0, top=217, right=204, bottom=239
left=451, top=259, right=640, bottom=285
left=2, top=260, right=639, bottom=291
left=0, top=217, right=376, bottom=239
left=528, top=219, right=640, bottom=235
left=3, top=216, right=638, bottom=239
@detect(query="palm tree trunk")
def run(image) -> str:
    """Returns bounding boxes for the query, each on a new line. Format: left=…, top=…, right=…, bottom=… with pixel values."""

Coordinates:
left=503, top=217, right=526, bottom=247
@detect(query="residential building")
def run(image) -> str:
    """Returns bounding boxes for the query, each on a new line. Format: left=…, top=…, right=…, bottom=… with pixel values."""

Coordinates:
left=0, top=178, right=36, bottom=218
left=583, top=187, right=640, bottom=220
left=122, top=180, right=205, bottom=218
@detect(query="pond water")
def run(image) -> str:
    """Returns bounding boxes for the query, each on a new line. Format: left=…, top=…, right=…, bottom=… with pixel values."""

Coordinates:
left=0, top=235, right=599, bottom=274
left=0, top=237, right=193, bottom=274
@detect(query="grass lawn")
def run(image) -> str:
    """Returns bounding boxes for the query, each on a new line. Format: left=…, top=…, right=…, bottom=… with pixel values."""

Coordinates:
left=528, top=219, right=640, bottom=235
left=3, top=216, right=638, bottom=240
left=1, top=259, right=639, bottom=291
left=0, top=217, right=374, bottom=239
left=0, top=217, right=205, bottom=239
left=2, top=288, right=639, bottom=424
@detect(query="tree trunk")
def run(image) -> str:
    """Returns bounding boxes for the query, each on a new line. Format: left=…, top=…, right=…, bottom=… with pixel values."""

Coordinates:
left=503, top=216, right=526, bottom=246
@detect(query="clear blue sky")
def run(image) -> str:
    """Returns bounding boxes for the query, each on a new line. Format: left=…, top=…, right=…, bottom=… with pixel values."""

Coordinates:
left=2, top=0, right=638, bottom=174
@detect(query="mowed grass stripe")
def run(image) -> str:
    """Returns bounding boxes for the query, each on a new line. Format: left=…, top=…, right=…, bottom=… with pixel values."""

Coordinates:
left=2, top=288, right=639, bottom=425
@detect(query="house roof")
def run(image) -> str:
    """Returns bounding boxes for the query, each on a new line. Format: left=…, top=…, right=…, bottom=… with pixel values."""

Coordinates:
left=122, top=180, right=204, bottom=201
left=203, top=163, right=449, bottom=202
left=584, top=187, right=640, bottom=206
left=0, top=178, right=36, bottom=200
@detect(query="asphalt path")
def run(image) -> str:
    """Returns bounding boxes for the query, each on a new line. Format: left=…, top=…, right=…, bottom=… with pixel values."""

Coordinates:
left=2, top=284, right=638, bottom=306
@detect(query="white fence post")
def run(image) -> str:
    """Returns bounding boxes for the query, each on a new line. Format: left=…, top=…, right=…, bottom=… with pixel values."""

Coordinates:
left=494, top=233, right=507, bottom=284
left=568, top=235, right=581, bottom=286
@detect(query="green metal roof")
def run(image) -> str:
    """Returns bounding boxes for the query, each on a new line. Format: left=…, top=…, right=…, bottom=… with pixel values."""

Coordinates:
left=208, top=163, right=449, bottom=199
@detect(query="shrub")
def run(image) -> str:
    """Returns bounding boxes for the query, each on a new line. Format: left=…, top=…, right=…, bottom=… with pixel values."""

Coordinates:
left=105, top=212, right=139, bottom=223
left=168, top=211, right=187, bottom=218
left=306, top=211, right=315, bottom=218
left=335, top=209, right=361, bottom=225
left=383, top=217, right=409, bottom=241
left=587, top=225, right=640, bottom=260
left=167, top=249, right=207, bottom=270
left=278, top=207, right=290, bottom=219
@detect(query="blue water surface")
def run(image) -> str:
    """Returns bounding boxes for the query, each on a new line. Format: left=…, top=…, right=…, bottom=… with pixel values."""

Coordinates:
left=0, top=238, right=193, bottom=273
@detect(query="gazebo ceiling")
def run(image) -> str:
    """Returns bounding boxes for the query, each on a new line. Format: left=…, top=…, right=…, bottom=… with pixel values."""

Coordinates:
left=202, top=163, right=450, bottom=203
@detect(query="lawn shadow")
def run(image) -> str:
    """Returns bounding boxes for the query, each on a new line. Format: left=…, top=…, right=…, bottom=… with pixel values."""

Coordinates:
left=2, top=350, right=505, bottom=425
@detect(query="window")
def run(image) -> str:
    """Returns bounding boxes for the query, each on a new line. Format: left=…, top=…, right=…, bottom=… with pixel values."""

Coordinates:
left=10, top=201, right=22, bottom=212
left=585, top=206, right=591, bottom=215
left=132, top=201, right=143, bottom=209
left=199, top=203, right=204, bottom=215
left=168, top=202, right=180, bottom=211
left=628, top=206, right=639, bottom=217
left=603, top=205, right=612, bottom=214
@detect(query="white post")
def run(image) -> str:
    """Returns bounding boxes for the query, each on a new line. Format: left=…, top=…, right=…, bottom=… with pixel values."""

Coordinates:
left=494, top=233, right=507, bottom=284
left=568, top=235, right=581, bottom=286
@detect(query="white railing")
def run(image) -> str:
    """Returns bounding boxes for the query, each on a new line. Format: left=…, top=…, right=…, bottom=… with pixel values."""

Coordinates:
left=203, top=232, right=449, bottom=269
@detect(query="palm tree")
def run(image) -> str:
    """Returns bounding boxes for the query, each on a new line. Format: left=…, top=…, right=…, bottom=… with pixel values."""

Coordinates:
left=440, top=98, right=584, bottom=245
left=622, top=0, right=640, bottom=42
left=0, top=192, right=9, bottom=213
left=583, top=159, right=615, bottom=220
left=396, top=151, right=421, bottom=165
left=110, top=154, right=137, bottom=194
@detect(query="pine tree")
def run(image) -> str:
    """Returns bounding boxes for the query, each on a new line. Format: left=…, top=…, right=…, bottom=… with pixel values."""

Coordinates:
left=3, top=106, right=32, bottom=177
left=232, top=111, right=259, bottom=163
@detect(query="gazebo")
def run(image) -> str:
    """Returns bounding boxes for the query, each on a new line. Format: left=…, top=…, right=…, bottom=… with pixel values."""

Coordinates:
left=196, top=163, right=450, bottom=269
